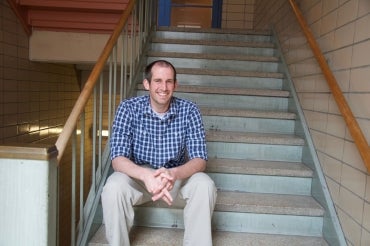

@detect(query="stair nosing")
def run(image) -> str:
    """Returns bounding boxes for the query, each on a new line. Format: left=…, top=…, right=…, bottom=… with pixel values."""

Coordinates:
left=206, top=158, right=313, bottom=177
left=206, top=130, right=305, bottom=146
left=176, top=68, right=284, bottom=78
left=200, top=107, right=296, bottom=120
left=137, top=84, right=289, bottom=97
left=151, top=37, right=275, bottom=48
left=90, top=225, right=328, bottom=246
left=138, top=191, right=324, bottom=217
left=147, top=51, right=279, bottom=62
left=156, top=26, right=272, bottom=36
left=215, top=191, right=324, bottom=216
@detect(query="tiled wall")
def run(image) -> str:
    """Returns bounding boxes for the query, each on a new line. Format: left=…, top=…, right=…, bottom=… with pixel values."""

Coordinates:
left=255, top=0, right=370, bottom=245
left=0, top=2, right=81, bottom=145
left=222, top=0, right=255, bottom=29
left=0, top=2, right=85, bottom=245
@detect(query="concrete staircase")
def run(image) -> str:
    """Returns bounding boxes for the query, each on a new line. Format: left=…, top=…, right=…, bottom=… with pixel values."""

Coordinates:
left=89, top=27, right=331, bottom=245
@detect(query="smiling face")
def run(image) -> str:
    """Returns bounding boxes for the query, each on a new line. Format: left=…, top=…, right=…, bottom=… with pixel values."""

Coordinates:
left=143, top=62, right=177, bottom=113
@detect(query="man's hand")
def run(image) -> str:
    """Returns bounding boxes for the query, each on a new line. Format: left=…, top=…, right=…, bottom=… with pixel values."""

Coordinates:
left=152, top=168, right=175, bottom=205
left=142, top=168, right=174, bottom=205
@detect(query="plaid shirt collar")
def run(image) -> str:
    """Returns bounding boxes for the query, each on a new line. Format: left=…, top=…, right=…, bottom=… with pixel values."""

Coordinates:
left=142, top=95, right=178, bottom=120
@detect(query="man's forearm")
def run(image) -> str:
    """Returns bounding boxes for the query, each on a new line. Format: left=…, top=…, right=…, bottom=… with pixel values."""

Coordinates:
left=170, top=157, right=206, bottom=180
left=112, top=156, right=152, bottom=182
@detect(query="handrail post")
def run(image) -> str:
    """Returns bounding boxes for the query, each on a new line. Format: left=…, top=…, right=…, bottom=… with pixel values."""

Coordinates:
left=0, top=145, right=59, bottom=246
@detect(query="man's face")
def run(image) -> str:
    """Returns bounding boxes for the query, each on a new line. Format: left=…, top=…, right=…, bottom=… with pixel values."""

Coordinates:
left=144, top=64, right=177, bottom=113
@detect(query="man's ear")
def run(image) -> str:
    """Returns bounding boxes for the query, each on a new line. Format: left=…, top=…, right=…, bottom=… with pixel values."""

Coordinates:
left=143, top=79, right=150, bottom=90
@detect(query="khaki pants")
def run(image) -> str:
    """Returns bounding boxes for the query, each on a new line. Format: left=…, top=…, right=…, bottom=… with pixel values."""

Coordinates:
left=101, top=171, right=217, bottom=246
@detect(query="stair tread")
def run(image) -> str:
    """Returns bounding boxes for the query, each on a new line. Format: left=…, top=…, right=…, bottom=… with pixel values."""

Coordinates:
left=206, top=130, right=305, bottom=145
left=139, top=190, right=323, bottom=217
left=207, top=158, right=313, bottom=177
left=138, top=84, right=289, bottom=97
left=177, top=67, right=284, bottom=78
left=200, top=107, right=296, bottom=119
left=90, top=226, right=328, bottom=246
left=157, top=26, right=272, bottom=36
left=152, top=37, right=275, bottom=48
left=148, top=51, right=279, bottom=62
left=215, top=191, right=324, bottom=216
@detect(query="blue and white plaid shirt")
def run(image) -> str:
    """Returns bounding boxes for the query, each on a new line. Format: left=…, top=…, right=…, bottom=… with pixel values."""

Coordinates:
left=110, top=95, right=207, bottom=169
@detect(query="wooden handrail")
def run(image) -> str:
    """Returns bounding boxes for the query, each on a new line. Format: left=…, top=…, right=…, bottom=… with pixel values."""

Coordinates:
left=288, top=0, right=370, bottom=172
left=55, top=0, right=137, bottom=163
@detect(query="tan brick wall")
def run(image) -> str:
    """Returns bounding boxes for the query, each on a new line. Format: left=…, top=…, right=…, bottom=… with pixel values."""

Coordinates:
left=255, top=0, right=370, bottom=245
left=222, top=0, right=255, bottom=29
left=0, top=2, right=87, bottom=245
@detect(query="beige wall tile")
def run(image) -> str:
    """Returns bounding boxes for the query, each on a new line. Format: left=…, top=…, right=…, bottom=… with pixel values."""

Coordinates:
left=338, top=186, right=364, bottom=224
left=341, top=164, right=366, bottom=197
left=338, top=0, right=359, bottom=26
left=327, top=114, right=346, bottom=138
left=323, top=0, right=339, bottom=15
left=361, top=228, right=370, bottom=246
left=350, top=67, right=370, bottom=92
left=321, top=153, right=343, bottom=183
left=352, top=40, right=370, bottom=67
left=348, top=94, right=370, bottom=119
left=343, top=141, right=367, bottom=172
left=363, top=202, right=370, bottom=231
left=358, top=0, right=370, bottom=16
left=321, top=10, right=337, bottom=35
left=354, top=14, right=370, bottom=42
left=337, top=207, right=362, bottom=245
left=332, top=46, right=353, bottom=70
left=334, top=22, right=355, bottom=49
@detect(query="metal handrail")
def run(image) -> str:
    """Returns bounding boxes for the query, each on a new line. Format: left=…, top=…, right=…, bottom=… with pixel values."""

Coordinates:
left=50, top=1, right=157, bottom=245
left=55, top=0, right=136, bottom=161
left=288, top=0, right=370, bottom=172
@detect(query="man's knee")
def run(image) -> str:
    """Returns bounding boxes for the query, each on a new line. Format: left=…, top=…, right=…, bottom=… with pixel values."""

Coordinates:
left=186, top=173, right=217, bottom=200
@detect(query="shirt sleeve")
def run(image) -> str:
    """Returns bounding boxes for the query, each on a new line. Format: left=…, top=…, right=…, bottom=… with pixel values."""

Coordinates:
left=186, top=104, right=208, bottom=161
left=110, top=101, right=133, bottom=160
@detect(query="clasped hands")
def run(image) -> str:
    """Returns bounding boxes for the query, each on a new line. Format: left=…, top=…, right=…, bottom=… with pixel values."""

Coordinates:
left=144, top=167, right=175, bottom=206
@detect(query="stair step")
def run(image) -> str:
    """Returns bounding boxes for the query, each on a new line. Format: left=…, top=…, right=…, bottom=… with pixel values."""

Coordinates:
left=157, top=26, right=272, bottom=36
left=207, top=158, right=313, bottom=177
left=207, top=142, right=303, bottom=162
left=206, top=130, right=305, bottom=146
left=177, top=67, right=284, bottom=78
left=138, top=84, right=289, bottom=97
left=89, top=226, right=328, bottom=246
left=147, top=51, right=279, bottom=62
left=176, top=73, right=283, bottom=90
left=152, top=42, right=276, bottom=57
left=216, top=191, right=323, bottom=216
left=147, top=51, right=279, bottom=72
left=152, top=37, right=275, bottom=49
left=133, top=191, right=322, bottom=234
left=200, top=107, right=296, bottom=119
left=138, top=191, right=322, bottom=216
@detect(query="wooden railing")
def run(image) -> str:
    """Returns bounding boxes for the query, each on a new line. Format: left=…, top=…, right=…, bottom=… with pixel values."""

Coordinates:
left=288, top=0, right=370, bottom=172
left=51, top=0, right=156, bottom=245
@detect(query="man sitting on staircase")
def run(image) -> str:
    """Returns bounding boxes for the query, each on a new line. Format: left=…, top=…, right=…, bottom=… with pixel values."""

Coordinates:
left=101, top=59, right=217, bottom=246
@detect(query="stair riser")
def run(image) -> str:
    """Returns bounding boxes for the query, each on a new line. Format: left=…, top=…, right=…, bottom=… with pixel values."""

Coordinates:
left=155, top=31, right=272, bottom=43
left=203, top=116, right=295, bottom=134
left=213, top=212, right=323, bottom=237
left=134, top=208, right=323, bottom=237
left=151, top=43, right=275, bottom=56
left=174, top=92, right=288, bottom=111
left=207, top=142, right=303, bottom=162
left=176, top=74, right=283, bottom=90
left=147, top=57, right=279, bottom=73
left=208, top=173, right=312, bottom=195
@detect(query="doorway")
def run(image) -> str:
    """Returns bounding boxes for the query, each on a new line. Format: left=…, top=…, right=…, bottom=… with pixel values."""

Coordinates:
left=158, top=0, right=222, bottom=28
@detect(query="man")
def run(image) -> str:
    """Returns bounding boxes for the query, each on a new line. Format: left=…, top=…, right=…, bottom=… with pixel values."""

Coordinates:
left=101, top=60, right=217, bottom=246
